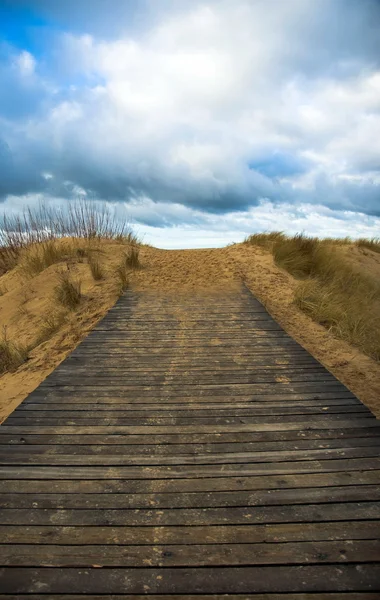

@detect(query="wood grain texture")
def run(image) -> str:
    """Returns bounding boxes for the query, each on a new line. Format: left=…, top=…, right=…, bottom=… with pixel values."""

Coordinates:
left=0, top=285, right=379, bottom=596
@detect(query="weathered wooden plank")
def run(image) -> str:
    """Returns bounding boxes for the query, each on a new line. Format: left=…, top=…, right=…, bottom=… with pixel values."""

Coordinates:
left=0, top=540, right=379, bottom=567
left=2, top=521, right=379, bottom=545
left=1, top=502, right=379, bottom=526
left=0, top=595, right=377, bottom=600
left=2, top=485, right=380, bottom=509
left=23, top=391, right=358, bottom=403
left=12, top=405, right=368, bottom=417
left=8, top=407, right=370, bottom=423
left=32, top=383, right=353, bottom=396
left=54, top=366, right=328, bottom=377
left=39, top=377, right=342, bottom=390
left=58, top=360, right=322, bottom=370
left=18, top=399, right=362, bottom=410
left=2, top=437, right=379, bottom=456
left=2, top=470, right=379, bottom=495
left=79, top=332, right=295, bottom=340
left=94, top=326, right=285, bottom=333
left=61, top=361, right=322, bottom=370
left=3, top=427, right=379, bottom=447
left=3, top=420, right=379, bottom=435
left=5, top=412, right=375, bottom=427
left=70, top=349, right=312, bottom=358
left=1, top=446, right=379, bottom=466
left=1, top=565, right=379, bottom=594
left=2, top=457, right=380, bottom=479
left=3, top=482, right=380, bottom=508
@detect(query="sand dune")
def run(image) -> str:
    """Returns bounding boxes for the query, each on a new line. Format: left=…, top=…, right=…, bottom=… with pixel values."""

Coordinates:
left=1, top=241, right=380, bottom=421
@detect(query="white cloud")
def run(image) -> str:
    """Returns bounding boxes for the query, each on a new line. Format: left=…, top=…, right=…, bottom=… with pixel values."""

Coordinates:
left=46, top=2, right=380, bottom=204
left=4, top=193, right=380, bottom=249
left=136, top=199, right=380, bottom=248
left=1, top=0, right=380, bottom=243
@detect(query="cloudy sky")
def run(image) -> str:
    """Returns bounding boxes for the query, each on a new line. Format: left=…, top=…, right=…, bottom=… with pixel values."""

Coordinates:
left=0, top=0, right=380, bottom=248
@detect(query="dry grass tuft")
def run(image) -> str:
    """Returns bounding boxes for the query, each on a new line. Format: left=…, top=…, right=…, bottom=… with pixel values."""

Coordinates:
left=55, top=271, right=82, bottom=310
left=0, top=327, right=28, bottom=374
left=125, top=245, right=140, bottom=269
left=116, top=264, right=129, bottom=295
left=88, top=254, right=104, bottom=281
left=76, top=247, right=87, bottom=261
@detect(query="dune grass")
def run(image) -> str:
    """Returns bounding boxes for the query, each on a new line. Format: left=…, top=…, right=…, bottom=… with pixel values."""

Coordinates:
left=356, top=238, right=380, bottom=254
left=19, top=240, right=72, bottom=276
left=245, top=232, right=380, bottom=360
left=0, top=200, right=140, bottom=376
left=244, top=231, right=286, bottom=249
left=88, top=253, right=104, bottom=281
left=0, top=200, right=137, bottom=274
left=116, top=264, right=129, bottom=295
left=55, top=270, right=82, bottom=310
left=35, top=312, right=67, bottom=347
left=125, top=245, right=141, bottom=269
left=0, top=327, right=28, bottom=374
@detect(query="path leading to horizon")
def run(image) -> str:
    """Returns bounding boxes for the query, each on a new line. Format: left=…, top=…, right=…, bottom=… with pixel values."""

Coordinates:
left=0, top=283, right=380, bottom=596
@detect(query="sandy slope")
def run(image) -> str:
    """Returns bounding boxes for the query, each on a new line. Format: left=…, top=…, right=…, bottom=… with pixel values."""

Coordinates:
left=1, top=242, right=380, bottom=421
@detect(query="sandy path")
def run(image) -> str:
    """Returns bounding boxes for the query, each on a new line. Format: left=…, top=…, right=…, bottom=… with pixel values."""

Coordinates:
left=132, top=245, right=380, bottom=417
left=1, top=243, right=380, bottom=420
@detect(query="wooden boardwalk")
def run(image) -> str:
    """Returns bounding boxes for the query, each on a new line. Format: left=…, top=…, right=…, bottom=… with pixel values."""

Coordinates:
left=1, top=285, right=380, bottom=597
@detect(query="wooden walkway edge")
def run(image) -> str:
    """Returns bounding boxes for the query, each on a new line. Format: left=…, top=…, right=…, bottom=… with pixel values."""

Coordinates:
left=0, top=285, right=380, bottom=597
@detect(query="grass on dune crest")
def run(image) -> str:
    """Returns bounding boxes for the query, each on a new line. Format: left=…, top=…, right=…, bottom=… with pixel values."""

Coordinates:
left=0, top=200, right=138, bottom=275
left=0, top=200, right=140, bottom=376
left=356, top=238, right=380, bottom=254
left=245, top=232, right=380, bottom=360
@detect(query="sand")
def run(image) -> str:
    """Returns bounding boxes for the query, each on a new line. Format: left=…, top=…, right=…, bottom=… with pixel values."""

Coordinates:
left=1, top=241, right=380, bottom=422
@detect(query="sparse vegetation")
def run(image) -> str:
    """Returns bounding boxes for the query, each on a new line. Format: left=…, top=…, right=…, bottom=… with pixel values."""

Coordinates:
left=19, top=239, right=71, bottom=276
left=0, top=327, right=28, bottom=374
left=55, top=270, right=82, bottom=310
left=245, top=232, right=380, bottom=360
left=116, top=264, right=129, bottom=294
left=35, top=312, right=67, bottom=346
left=272, top=234, right=320, bottom=278
left=16, top=304, right=32, bottom=319
left=244, top=231, right=286, bottom=249
left=0, top=200, right=137, bottom=274
left=112, top=245, right=140, bottom=294
left=356, top=238, right=380, bottom=254
left=125, top=245, right=140, bottom=269
left=0, top=200, right=139, bottom=379
left=76, top=247, right=87, bottom=262
left=88, top=254, right=104, bottom=280
left=0, top=199, right=144, bottom=424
